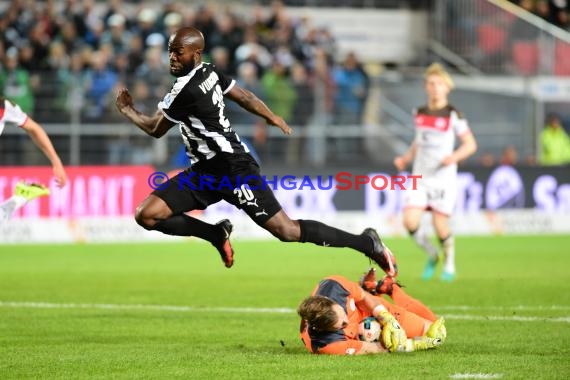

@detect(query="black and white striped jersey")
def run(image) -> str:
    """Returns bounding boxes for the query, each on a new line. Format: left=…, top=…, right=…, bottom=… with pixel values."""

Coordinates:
left=158, top=62, right=250, bottom=164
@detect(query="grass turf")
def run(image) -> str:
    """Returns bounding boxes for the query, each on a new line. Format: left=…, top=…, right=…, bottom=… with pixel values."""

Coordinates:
left=0, top=235, right=569, bottom=379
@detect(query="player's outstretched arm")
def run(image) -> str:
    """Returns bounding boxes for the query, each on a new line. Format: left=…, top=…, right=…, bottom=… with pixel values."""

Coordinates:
left=225, top=84, right=292, bottom=135
left=394, top=142, right=417, bottom=171
left=21, top=118, right=67, bottom=187
left=115, top=88, right=175, bottom=138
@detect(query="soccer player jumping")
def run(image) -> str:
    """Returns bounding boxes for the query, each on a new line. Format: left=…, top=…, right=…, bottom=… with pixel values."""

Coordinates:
left=394, top=63, right=477, bottom=281
left=115, top=27, right=397, bottom=274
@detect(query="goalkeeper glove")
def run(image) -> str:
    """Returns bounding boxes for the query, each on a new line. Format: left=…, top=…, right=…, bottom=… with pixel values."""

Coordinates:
left=376, top=310, right=407, bottom=352
left=400, top=336, right=443, bottom=352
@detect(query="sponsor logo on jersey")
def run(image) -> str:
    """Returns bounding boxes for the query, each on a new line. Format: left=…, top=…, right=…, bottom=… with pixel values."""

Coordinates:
left=415, top=114, right=450, bottom=132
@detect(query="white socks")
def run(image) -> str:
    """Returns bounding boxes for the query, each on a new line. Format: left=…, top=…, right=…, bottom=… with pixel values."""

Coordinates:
left=411, top=228, right=439, bottom=260
left=441, top=235, right=455, bottom=274
left=0, top=196, right=27, bottom=226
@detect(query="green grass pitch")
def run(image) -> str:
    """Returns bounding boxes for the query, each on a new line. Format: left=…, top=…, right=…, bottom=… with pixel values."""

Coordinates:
left=1, top=235, right=569, bottom=379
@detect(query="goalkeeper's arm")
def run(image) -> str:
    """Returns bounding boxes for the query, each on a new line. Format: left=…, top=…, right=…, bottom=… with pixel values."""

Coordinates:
left=357, top=291, right=407, bottom=352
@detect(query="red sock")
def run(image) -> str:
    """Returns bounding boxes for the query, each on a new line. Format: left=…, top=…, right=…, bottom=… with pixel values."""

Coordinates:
left=391, top=285, right=437, bottom=322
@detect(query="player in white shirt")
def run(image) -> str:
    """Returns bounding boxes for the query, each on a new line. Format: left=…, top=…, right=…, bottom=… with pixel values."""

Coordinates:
left=0, top=98, right=67, bottom=225
left=393, top=64, right=477, bottom=282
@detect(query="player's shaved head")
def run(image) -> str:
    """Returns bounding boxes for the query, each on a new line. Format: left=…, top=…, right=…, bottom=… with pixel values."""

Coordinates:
left=168, top=27, right=205, bottom=77
left=174, top=27, right=205, bottom=50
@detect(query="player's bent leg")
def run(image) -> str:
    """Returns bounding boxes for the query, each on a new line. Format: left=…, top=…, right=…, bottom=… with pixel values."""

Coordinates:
left=137, top=195, right=235, bottom=268
left=135, top=195, right=173, bottom=229
left=402, top=207, right=422, bottom=234
left=1, top=182, right=50, bottom=226
left=263, top=210, right=301, bottom=242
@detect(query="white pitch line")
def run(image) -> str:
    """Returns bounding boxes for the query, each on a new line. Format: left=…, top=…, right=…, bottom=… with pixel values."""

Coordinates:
left=0, top=301, right=294, bottom=314
left=443, top=314, right=570, bottom=323
left=435, top=305, right=570, bottom=311
left=1, top=301, right=569, bottom=323
left=450, top=373, right=503, bottom=379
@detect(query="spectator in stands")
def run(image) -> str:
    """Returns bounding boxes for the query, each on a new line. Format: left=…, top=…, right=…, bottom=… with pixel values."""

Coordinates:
left=209, top=47, right=233, bottom=77
left=535, top=0, right=552, bottom=22
left=332, top=51, right=369, bottom=160
left=548, top=0, right=570, bottom=28
left=83, top=50, right=118, bottom=120
left=56, top=19, right=85, bottom=56
left=135, top=47, right=170, bottom=101
left=332, top=51, right=368, bottom=126
left=288, top=62, right=314, bottom=165
left=125, top=34, right=145, bottom=74
left=235, top=27, right=273, bottom=74
left=0, top=48, right=35, bottom=115
left=208, top=14, right=244, bottom=74
left=261, top=59, right=297, bottom=134
left=560, top=11, right=570, bottom=31
left=27, top=24, right=51, bottom=71
left=500, top=145, right=519, bottom=166
left=100, top=13, right=131, bottom=55
left=306, top=47, right=335, bottom=166
left=56, top=51, right=87, bottom=119
left=134, top=8, right=158, bottom=50
left=539, top=113, right=570, bottom=165
left=477, top=152, right=497, bottom=167
left=163, top=12, right=184, bottom=42
left=226, top=62, right=265, bottom=163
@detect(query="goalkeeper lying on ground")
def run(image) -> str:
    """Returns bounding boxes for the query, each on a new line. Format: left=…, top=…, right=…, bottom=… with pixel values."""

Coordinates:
left=297, top=268, right=446, bottom=355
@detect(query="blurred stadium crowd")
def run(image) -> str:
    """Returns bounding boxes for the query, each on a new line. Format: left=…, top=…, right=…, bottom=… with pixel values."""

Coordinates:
left=0, top=0, right=367, bottom=129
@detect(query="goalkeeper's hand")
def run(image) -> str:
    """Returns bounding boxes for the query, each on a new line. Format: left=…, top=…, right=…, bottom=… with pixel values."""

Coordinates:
left=376, top=311, right=407, bottom=352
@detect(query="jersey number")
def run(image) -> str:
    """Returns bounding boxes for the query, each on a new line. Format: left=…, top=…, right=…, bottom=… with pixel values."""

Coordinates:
left=427, top=189, right=445, bottom=201
left=233, top=184, right=254, bottom=205
left=211, top=85, right=231, bottom=132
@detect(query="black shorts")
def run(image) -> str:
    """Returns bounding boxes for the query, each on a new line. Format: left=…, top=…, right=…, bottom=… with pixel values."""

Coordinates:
left=152, top=153, right=282, bottom=225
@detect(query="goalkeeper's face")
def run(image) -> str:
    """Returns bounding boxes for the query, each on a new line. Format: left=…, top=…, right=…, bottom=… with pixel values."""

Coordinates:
left=331, top=304, right=349, bottom=330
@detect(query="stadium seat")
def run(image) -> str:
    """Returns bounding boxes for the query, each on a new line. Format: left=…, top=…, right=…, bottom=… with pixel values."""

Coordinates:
left=477, top=24, right=507, bottom=54
left=554, top=41, right=570, bottom=76
left=512, top=41, right=539, bottom=75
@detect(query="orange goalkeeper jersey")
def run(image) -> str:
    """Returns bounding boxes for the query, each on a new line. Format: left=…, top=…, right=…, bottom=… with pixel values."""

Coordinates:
left=299, top=275, right=370, bottom=355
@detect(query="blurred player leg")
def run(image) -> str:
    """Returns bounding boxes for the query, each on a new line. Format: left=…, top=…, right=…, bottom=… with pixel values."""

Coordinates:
left=440, top=235, right=455, bottom=281
left=433, top=211, right=455, bottom=281
left=0, top=182, right=50, bottom=226
left=410, top=227, right=440, bottom=280
left=403, top=207, right=439, bottom=279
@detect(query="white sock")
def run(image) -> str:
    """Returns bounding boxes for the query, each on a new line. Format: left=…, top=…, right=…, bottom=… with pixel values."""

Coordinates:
left=0, top=196, right=27, bottom=226
left=441, top=235, right=455, bottom=274
left=411, top=228, right=439, bottom=260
